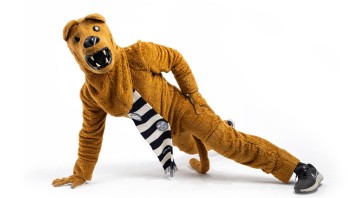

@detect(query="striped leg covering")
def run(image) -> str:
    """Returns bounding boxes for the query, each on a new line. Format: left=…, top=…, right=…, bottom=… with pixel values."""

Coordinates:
left=128, top=90, right=177, bottom=176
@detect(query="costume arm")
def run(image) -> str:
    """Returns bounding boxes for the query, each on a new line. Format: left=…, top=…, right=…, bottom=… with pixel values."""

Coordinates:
left=139, top=41, right=198, bottom=95
left=138, top=41, right=212, bottom=114
left=52, top=85, right=107, bottom=188
left=73, top=85, right=107, bottom=180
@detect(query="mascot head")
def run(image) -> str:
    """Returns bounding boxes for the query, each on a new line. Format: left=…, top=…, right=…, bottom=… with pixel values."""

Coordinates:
left=63, top=13, right=116, bottom=74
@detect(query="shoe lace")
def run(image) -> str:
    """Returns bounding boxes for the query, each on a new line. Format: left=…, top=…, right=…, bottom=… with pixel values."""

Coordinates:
left=295, top=167, right=308, bottom=181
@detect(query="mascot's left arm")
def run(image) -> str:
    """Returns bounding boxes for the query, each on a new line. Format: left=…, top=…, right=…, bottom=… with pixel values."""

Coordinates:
left=136, top=41, right=210, bottom=114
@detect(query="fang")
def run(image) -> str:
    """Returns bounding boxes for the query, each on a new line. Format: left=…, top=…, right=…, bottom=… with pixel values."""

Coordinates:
left=96, top=63, right=101, bottom=67
left=90, top=56, right=94, bottom=61
left=103, top=50, right=106, bottom=55
left=105, top=58, right=108, bottom=63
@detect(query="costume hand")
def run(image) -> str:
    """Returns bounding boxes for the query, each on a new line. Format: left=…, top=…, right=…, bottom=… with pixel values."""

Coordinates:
left=52, top=175, right=86, bottom=189
left=188, top=91, right=210, bottom=115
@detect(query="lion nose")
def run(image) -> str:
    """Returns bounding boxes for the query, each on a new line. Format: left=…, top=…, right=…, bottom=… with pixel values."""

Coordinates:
left=83, top=36, right=100, bottom=48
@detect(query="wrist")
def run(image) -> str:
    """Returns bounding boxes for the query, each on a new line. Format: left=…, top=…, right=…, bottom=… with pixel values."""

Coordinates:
left=73, top=159, right=97, bottom=181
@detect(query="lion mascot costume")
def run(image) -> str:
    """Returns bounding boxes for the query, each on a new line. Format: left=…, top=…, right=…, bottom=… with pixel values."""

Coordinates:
left=52, top=14, right=323, bottom=193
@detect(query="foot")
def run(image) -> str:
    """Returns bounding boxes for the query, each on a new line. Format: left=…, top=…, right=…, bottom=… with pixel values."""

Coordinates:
left=294, top=164, right=323, bottom=193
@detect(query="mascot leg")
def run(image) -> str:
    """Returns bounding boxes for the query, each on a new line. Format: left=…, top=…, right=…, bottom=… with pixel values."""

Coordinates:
left=174, top=95, right=299, bottom=183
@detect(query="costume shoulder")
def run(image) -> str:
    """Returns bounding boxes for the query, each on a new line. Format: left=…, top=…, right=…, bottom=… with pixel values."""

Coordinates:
left=79, top=83, right=98, bottom=108
left=124, top=41, right=152, bottom=71
left=124, top=41, right=173, bottom=71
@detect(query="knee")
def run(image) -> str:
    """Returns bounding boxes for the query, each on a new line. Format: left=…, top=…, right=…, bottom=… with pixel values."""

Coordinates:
left=201, top=121, right=238, bottom=153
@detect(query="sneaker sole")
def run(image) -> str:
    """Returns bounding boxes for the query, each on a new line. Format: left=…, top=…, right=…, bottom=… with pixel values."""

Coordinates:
left=295, top=173, right=324, bottom=193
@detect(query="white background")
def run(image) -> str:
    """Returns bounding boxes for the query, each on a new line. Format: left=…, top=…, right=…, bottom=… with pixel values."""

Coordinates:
left=3, top=0, right=352, bottom=197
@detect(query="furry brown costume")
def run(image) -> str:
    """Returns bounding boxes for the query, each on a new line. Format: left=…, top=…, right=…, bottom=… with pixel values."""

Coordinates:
left=52, top=13, right=300, bottom=188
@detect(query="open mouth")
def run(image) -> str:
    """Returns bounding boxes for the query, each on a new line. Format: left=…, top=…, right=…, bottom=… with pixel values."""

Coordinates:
left=85, top=47, right=112, bottom=70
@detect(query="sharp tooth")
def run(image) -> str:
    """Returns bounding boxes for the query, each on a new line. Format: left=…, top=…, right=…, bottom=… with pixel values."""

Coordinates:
left=90, top=56, right=94, bottom=61
left=103, top=50, right=106, bottom=55
left=96, top=63, right=101, bottom=67
left=105, top=58, right=108, bottom=63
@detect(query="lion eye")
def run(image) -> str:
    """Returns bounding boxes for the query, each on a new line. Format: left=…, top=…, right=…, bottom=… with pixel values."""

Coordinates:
left=73, top=36, right=80, bottom=43
left=93, top=26, right=100, bottom=32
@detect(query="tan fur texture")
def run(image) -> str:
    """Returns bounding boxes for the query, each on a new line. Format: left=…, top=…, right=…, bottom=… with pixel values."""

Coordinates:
left=189, top=136, right=210, bottom=174
left=52, top=13, right=300, bottom=188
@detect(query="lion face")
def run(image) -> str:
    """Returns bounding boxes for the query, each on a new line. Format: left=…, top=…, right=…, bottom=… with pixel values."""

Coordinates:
left=63, top=14, right=115, bottom=74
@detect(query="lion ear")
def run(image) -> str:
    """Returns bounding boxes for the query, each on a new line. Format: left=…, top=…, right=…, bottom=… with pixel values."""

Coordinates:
left=63, top=20, right=77, bottom=41
left=84, top=13, right=106, bottom=23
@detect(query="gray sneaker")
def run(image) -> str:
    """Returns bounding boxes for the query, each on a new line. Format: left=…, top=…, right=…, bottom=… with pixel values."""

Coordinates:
left=294, top=164, right=323, bottom=193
